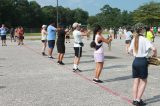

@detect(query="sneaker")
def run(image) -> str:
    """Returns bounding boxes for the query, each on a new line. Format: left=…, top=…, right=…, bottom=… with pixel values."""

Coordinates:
left=76, top=68, right=82, bottom=72
left=132, top=100, right=146, bottom=106
left=42, top=52, right=45, bottom=56
left=57, top=61, right=60, bottom=64
left=139, top=99, right=146, bottom=106
left=48, top=56, right=54, bottom=59
left=132, top=100, right=139, bottom=105
left=59, top=61, right=65, bottom=65
left=93, top=78, right=103, bottom=83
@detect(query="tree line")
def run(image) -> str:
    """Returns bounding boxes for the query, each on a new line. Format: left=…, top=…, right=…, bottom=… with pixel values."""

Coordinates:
left=0, top=0, right=160, bottom=29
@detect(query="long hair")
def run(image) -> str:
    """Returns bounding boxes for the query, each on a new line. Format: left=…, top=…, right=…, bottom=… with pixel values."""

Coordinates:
left=134, top=28, right=142, bottom=54
left=90, top=25, right=102, bottom=48
left=93, top=25, right=102, bottom=40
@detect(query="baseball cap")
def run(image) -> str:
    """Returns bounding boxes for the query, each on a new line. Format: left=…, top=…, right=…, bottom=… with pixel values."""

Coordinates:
left=42, top=25, right=47, bottom=28
left=72, top=22, right=81, bottom=28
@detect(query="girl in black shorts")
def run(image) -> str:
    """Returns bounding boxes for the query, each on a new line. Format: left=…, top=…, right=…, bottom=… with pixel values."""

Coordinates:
left=129, top=27, right=157, bottom=106
left=56, top=25, right=66, bottom=65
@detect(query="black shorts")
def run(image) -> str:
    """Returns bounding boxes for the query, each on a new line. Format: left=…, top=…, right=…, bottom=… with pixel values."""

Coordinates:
left=48, top=40, right=55, bottom=49
left=18, top=36, right=24, bottom=40
left=66, top=36, right=70, bottom=39
left=57, top=43, right=65, bottom=53
left=132, top=57, right=148, bottom=79
left=125, top=40, right=131, bottom=44
left=41, top=40, right=47, bottom=43
left=74, top=47, right=82, bottom=57
left=1, top=35, right=6, bottom=40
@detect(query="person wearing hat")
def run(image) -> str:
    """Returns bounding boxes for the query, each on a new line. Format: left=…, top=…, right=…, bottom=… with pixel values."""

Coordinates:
left=129, top=27, right=157, bottom=106
left=41, top=25, right=47, bottom=56
left=72, top=22, right=89, bottom=72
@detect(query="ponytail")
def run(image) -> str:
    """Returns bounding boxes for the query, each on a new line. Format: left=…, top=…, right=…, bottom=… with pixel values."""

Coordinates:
left=134, top=33, right=139, bottom=54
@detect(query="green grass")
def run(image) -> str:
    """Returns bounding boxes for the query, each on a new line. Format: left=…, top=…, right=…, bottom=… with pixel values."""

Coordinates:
left=24, top=33, right=41, bottom=36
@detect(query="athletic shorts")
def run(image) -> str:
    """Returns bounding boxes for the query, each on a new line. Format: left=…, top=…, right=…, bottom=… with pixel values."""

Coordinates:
left=48, top=40, right=55, bottom=49
left=41, top=40, right=47, bottom=43
left=132, top=57, right=148, bottom=79
left=18, top=36, right=24, bottom=40
left=66, top=36, right=70, bottom=39
left=74, top=47, right=82, bottom=57
left=125, top=40, right=131, bottom=44
left=94, top=53, right=104, bottom=62
left=1, top=35, right=6, bottom=40
left=57, top=43, right=65, bottom=53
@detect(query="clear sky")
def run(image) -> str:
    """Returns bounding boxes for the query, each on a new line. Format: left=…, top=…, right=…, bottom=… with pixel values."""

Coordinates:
left=29, top=0, right=160, bottom=15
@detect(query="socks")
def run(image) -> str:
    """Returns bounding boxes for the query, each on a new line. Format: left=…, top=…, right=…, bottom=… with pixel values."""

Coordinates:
left=73, top=64, right=78, bottom=69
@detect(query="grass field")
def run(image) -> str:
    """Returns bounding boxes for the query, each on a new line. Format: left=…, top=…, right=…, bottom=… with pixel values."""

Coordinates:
left=24, top=33, right=41, bottom=36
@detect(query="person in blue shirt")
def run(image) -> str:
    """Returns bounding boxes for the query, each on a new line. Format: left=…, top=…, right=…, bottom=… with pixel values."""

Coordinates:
left=0, top=24, right=8, bottom=46
left=47, top=21, right=57, bottom=59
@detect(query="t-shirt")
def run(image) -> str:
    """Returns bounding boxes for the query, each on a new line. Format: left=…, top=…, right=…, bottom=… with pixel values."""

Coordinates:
left=41, top=29, right=47, bottom=40
left=94, top=34, right=104, bottom=54
left=73, top=30, right=82, bottom=47
left=57, top=29, right=65, bottom=43
left=129, top=36, right=153, bottom=57
left=47, top=25, right=56, bottom=40
left=146, top=31, right=153, bottom=42
left=125, top=31, right=132, bottom=40
left=153, top=27, right=157, bottom=33
left=0, top=27, right=7, bottom=36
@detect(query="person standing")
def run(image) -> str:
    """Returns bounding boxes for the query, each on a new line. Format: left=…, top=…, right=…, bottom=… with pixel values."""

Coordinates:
left=57, top=25, right=66, bottom=65
left=125, top=27, right=133, bottom=54
left=17, top=26, right=24, bottom=45
left=129, top=27, right=157, bottom=106
left=41, top=25, right=47, bottom=56
left=91, top=25, right=112, bottom=83
left=65, top=28, right=70, bottom=43
left=10, top=28, right=15, bottom=42
left=0, top=24, right=8, bottom=46
left=72, top=22, right=88, bottom=72
left=47, top=21, right=57, bottom=59
left=145, top=26, right=154, bottom=43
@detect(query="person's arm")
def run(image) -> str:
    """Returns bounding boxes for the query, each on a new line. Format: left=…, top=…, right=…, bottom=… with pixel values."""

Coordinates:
left=98, top=35, right=112, bottom=44
left=128, top=39, right=134, bottom=54
left=151, top=47, right=157, bottom=57
left=81, top=30, right=90, bottom=36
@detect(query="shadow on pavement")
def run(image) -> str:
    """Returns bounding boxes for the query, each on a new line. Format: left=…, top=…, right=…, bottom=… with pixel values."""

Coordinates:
left=65, top=60, right=95, bottom=65
left=0, top=58, right=6, bottom=60
left=103, top=75, right=132, bottom=82
left=82, top=65, right=128, bottom=72
left=0, top=86, right=6, bottom=89
left=104, top=56, right=120, bottom=59
left=145, top=95, right=160, bottom=105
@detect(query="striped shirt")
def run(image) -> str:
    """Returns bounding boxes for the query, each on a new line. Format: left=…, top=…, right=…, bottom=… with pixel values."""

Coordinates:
left=0, top=27, right=7, bottom=36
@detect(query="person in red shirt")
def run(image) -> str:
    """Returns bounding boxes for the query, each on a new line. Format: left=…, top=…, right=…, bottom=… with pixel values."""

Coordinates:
left=17, top=26, right=24, bottom=45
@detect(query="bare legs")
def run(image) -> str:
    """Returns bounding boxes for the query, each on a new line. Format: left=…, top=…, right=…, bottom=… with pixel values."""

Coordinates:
left=94, top=62, right=104, bottom=80
left=42, top=42, right=47, bottom=55
left=2, top=40, right=7, bottom=46
left=133, top=78, right=147, bottom=100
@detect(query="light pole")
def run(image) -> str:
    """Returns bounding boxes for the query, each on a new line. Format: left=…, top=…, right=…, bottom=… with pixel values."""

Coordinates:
left=56, top=0, right=59, bottom=27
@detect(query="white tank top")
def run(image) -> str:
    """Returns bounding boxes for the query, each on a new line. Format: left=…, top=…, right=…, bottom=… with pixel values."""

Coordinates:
left=94, top=34, right=104, bottom=54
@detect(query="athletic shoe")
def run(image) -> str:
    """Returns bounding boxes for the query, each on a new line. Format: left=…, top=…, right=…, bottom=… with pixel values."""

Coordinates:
left=42, top=52, right=45, bottom=56
left=93, top=78, right=103, bottom=83
left=132, top=100, right=139, bottom=105
left=59, top=61, right=65, bottom=65
left=57, top=61, right=60, bottom=64
left=139, top=99, right=146, bottom=106
left=76, top=68, right=82, bottom=72
left=48, top=56, right=54, bottom=59
left=132, top=100, right=146, bottom=106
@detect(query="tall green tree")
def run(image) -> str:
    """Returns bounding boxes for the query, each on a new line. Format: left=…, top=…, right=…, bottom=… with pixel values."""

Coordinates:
left=133, top=1, right=160, bottom=26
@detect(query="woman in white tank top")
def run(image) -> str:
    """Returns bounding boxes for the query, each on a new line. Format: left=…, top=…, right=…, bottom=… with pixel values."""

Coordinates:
left=92, top=25, right=112, bottom=83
